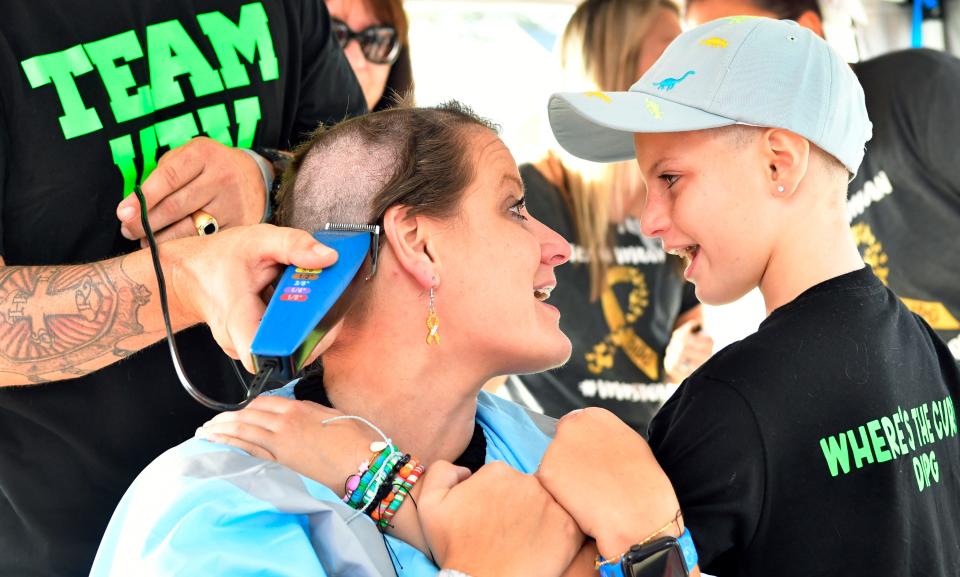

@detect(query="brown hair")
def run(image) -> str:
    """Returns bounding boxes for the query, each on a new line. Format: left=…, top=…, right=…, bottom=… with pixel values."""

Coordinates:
left=275, top=99, right=498, bottom=236
left=367, top=0, right=408, bottom=43
left=273, top=100, right=498, bottom=332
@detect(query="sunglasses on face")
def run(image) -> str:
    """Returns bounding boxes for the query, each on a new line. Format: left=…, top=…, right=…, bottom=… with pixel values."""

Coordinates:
left=331, top=17, right=401, bottom=65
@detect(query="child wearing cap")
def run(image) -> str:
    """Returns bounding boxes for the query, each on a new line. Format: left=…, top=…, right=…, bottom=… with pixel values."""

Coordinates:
left=546, top=16, right=960, bottom=576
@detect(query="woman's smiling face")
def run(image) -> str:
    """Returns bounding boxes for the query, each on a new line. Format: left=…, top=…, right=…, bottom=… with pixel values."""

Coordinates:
left=431, top=128, right=574, bottom=375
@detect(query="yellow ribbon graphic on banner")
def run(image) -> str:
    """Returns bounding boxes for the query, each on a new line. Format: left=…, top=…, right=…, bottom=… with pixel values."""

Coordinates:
left=585, top=267, right=660, bottom=380
left=852, top=222, right=959, bottom=330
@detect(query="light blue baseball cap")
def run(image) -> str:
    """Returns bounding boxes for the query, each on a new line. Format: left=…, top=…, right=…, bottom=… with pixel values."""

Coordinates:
left=548, top=17, right=872, bottom=176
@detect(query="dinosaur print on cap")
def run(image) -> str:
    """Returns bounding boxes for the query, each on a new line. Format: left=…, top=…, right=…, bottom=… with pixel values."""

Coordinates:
left=654, top=71, right=695, bottom=91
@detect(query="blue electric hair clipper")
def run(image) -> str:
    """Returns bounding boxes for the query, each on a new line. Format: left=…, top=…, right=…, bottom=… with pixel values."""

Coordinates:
left=138, top=172, right=383, bottom=410
left=250, top=223, right=381, bottom=383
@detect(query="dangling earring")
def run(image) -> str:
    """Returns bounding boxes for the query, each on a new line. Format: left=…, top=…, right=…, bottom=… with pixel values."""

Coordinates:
left=425, top=286, right=440, bottom=345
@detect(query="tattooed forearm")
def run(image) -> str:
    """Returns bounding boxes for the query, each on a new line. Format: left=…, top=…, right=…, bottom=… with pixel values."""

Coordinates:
left=0, top=257, right=152, bottom=382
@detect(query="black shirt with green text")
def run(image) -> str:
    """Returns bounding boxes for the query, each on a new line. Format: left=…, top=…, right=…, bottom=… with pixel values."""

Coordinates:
left=0, top=1, right=365, bottom=575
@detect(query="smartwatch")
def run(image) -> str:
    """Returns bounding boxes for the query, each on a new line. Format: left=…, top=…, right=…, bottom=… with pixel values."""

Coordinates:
left=598, top=528, right=698, bottom=577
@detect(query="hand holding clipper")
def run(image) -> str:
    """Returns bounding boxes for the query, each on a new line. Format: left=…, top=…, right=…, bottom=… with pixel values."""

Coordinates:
left=250, top=224, right=381, bottom=383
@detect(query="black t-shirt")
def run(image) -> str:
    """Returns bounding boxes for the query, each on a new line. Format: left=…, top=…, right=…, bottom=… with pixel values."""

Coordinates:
left=849, top=49, right=960, bottom=362
left=649, top=267, right=960, bottom=576
left=512, top=164, right=697, bottom=433
left=0, top=2, right=365, bottom=575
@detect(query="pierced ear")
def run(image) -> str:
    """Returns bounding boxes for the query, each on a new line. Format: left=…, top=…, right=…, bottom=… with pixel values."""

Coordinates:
left=764, top=128, right=809, bottom=198
left=382, top=205, right=440, bottom=290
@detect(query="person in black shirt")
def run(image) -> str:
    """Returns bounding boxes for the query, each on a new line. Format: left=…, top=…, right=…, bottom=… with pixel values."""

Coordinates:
left=0, top=1, right=366, bottom=575
left=685, top=0, right=960, bottom=362
left=509, top=0, right=714, bottom=435
left=543, top=16, right=960, bottom=576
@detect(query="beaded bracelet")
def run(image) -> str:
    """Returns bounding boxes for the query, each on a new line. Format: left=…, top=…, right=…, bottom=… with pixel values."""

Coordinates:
left=363, top=454, right=410, bottom=516
left=371, top=458, right=423, bottom=530
left=346, top=445, right=402, bottom=510
left=322, top=414, right=427, bottom=533
left=320, top=414, right=419, bottom=526
left=376, top=462, right=424, bottom=530
left=345, top=446, right=392, bottom=508
left=356, top=451, right=407, bottom=511
left=364, top=472, right=399, bottom=516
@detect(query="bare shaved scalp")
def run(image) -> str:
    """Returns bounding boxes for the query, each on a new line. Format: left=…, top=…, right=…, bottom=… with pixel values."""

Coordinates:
left=281, top=128, right=401, bottom=230
left=274, top=100, right=499, bottom=233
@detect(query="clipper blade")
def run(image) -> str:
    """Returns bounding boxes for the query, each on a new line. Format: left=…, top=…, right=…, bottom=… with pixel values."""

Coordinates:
left=325, top=223, right=381, bottom=279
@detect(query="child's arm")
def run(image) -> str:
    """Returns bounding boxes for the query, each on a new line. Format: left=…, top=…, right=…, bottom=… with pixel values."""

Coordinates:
left=537, top=407, right=702, bottom=577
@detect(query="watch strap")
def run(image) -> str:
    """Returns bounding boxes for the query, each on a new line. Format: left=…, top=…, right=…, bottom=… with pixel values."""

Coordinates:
left=251, top=147, right=295, bottom=222
left=598, top=557, right=627, bottom=577
left=678, top=528, right=698, bottom=572
left=241, top=148, right=275, bottom=223
left=597, top=528, right=698, bottom=577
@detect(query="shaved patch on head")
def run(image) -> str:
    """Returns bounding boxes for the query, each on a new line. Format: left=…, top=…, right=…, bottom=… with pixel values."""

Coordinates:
left=284, top=130, right=401, bottom=231
left=270, top=101, right=500, bottom=332
left=274, top=101, right=499, bottom=236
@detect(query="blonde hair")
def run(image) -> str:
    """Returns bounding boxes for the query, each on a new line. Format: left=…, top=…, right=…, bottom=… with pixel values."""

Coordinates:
left=552, top=0, right=679, bottom=300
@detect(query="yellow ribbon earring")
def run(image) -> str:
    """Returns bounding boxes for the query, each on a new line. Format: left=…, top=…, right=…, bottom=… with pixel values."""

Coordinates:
left=426, top=286, right=440, bottom=345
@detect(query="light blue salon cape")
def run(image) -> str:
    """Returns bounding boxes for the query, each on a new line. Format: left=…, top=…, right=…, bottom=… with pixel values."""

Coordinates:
left=89, top=386, right=552, bottom=577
